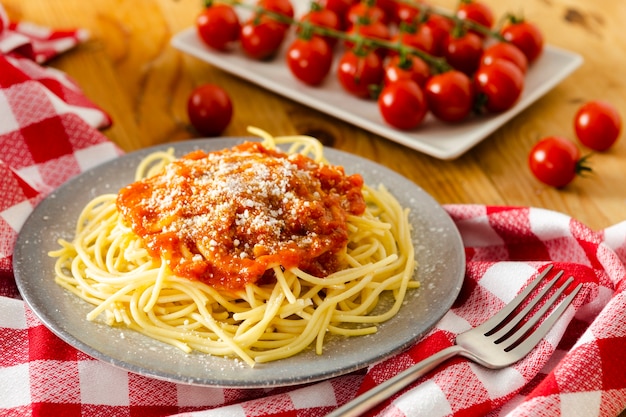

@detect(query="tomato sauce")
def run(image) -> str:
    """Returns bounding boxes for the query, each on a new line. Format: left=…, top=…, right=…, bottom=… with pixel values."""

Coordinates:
left=116, top=142, right=366, bottom=291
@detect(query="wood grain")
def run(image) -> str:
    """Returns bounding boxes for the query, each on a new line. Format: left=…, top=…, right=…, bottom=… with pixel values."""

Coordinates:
left=3, top=0, right=625, bottom=234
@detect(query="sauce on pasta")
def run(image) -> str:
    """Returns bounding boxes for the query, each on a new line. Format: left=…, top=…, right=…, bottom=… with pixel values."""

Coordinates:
left=116, top=141, right=366, bottom=290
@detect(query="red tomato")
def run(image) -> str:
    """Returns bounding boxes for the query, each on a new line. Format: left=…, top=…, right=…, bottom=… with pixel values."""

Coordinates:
left=287, top=36, right=333, bottom=86
left=501, top=20, right=544, bottom=64
left=337, top=49, right=384, bottom=98
left=196, top=4, right=241, bottom=51
left=393, top=24, right=436, bottom=55
left=528, top=136, right=590, bottom=188
left=474, top=59, right=524, bottom=113
left=187, top=84, right=233, bottom=136
left=345, top=20, right=390, bottom=57
left=394, top=2, right=421, bottom=25
left=574, top=100, right=622, bottom=151
left=378, top=80, right=428, bottom=130
left=424, top=14, right=454, bottom=56
left=319, top=0, right=355, bottom=29
left=444, top=31, right=484, bottom=75
left=456, top=0, right=495, bottom=36
left=384, top=54, right=430, bottom=87
left=258, top=0, right=294, bottom=21
left=425, top=70, right=474, bottom=123
left=240, top=16, right=287, bottom=60
left=346, top=1, right=387, bottom=28
left=481, top=42, right=528, bottom=74
left=299, top=6, right=341, bottom=47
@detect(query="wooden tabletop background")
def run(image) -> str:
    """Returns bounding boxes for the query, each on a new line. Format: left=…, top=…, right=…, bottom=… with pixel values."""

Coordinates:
left=3, top=0, right=625, bottom=231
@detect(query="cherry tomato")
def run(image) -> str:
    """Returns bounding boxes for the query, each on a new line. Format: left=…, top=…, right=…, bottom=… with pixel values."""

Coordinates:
left=501, top=20, right=544, bottom=64
left=299, top=5, right=341, bottom=47
left=474, top=59, right=524, bottom=113
left=456, top=0, right=494, bottom=36
left=187, top=84, right=233, bottom=136
left=258, top=0, right=294, bottom=22
left=528, top=136, right=590, bottom=188
left=384, top=54, right=430, bottom=87
left=240, top=16, right=287, bottom=60
left=287, top=36, right=333, bottom=86
left=444, top=31, right=484, bottom=75
left=393, top=24, right=436, bottom=55
left=481, top=42, right=528, bottom=74
left=378, top=80, right=428, bottom=130
left=425, top=70, right=473, bottom=123
left=346, top=1, right=387, bottom=28
left=337, top=49, right=384, bottom=98
left=318, top=0, right=355, bottom=29
left=424, top=13, right=454, bottom=56
left=394, top=2, right=421, bottom=25
left=574, top=100, right=622, bottom=151
left=196, top=4, right=241, bottom=51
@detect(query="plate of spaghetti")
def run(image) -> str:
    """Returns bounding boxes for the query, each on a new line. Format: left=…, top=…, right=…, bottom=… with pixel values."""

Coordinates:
left=14, top=128, right=465, bottom=387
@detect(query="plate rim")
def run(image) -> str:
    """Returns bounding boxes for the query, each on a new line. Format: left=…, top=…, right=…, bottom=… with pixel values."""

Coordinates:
left=13, top=138, right=465, bottom=387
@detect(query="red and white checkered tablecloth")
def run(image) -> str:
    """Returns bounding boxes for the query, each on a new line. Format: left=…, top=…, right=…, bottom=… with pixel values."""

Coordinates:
left=2, top=5, right=626, bottom=417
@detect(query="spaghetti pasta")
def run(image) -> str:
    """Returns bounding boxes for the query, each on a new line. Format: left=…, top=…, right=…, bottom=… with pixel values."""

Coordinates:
left=50, top=128, right=418, bottom=366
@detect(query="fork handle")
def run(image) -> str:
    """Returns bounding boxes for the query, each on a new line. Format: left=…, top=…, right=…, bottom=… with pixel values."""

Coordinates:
left=326, top=345, right=464, bottom=417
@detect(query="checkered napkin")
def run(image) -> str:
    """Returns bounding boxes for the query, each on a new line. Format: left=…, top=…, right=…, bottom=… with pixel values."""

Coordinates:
left=3, top=6, right=626, bottom=417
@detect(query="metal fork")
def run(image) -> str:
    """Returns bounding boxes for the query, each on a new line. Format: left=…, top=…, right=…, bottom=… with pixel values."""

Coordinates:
left=327, top=265, right=582, bottom=417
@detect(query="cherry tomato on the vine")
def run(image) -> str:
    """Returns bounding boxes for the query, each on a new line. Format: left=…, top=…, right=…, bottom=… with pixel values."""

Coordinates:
left=474, top=59, right=524, bottom=113
left=187, top=84, right=233, bottom=136
left=337, top=49, right=384, bottom=98
left=196, top=4, right=241, bottom=51
left=240, top=16, right=287, bottom=60
left=299, top=5, right=341, bottom=48
left=424, top=14, right=454, bottom=56
left=443, top=31, right=484, bottom=75
left=574, top=100, right=622, bottom=151
left=501, top=20, right=544, bottom=64
left=287, top=35, right=333, bottom=86
left=481, top=42, right=528, bottom=74
left=345, top=20, right=391, bottom=57
left=257, top=0, right=295, bottom=22
left=528, top=136, right=590, bottom=188
left=393, top=24, right=436, bottom=56
left=456, top=0, right=494, bottom=36
left=384, top=54, right=430, bottom=87
left=346, top=1, right=387, bottom=28
left=319, top=0, right=355, bottom=29
left=378, top=79, right=428, bottom=130
left=425, top=70, right=474, bottom=123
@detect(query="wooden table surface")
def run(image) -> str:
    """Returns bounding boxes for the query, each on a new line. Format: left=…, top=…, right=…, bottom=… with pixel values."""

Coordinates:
left=4, top=0, right=625, bottom=232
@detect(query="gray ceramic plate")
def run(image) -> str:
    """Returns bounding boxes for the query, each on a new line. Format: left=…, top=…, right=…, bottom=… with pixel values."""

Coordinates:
left=14, top=138, right=465, bottom=388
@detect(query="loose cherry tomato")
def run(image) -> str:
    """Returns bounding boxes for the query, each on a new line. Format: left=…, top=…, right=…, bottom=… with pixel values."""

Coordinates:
left=287, top=35, right=333, bottom=86
left=425, top=70, right=473, bottom=123
left=378, top=79, right=428, bottom=130
left=384, top=54, right=430, bottom=87
left=337, top=49, right=384, bottom=98
left=196, top=4, right=241, bottom=51
left=299, top=5, right=341, bottom=47
left=501, top=19, right=544, bottom=64
left=574, top=100, right=622, bottom=151
left=528, top=136, right=590, bottom=188
left=240, top=16, right=287, bottom=60
left=481, top=42, right=528, bottom=74
left=187, top=84, right=233, bottom=136
left=444, top=31, right=484, bottom=75
left=456, top=0, right=494, bottom=36
left=474, top=59, right=524, bottom=113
